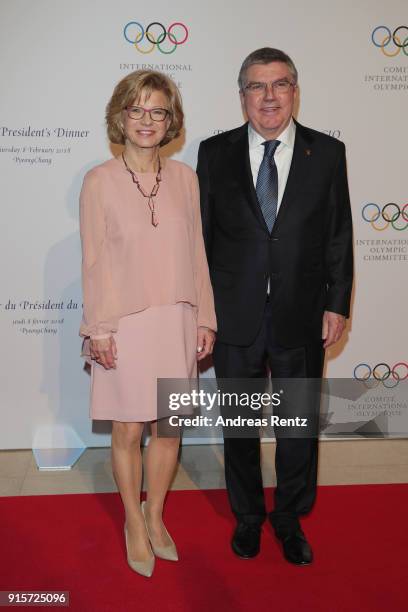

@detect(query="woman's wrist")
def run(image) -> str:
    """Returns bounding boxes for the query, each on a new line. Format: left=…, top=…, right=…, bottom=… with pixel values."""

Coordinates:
left=198, top=325, right=215, bottom=332
left=90, top=333, right=112, bottom=340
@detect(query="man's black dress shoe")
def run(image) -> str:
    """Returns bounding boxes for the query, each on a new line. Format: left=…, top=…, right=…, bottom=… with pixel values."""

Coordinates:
left=231, top=523, right=261, bottom=559
left=276, top=528, right=313, bottom=565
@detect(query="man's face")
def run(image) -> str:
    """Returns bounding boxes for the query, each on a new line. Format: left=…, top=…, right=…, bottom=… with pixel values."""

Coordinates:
left=240, top=61, right=297, bottom=139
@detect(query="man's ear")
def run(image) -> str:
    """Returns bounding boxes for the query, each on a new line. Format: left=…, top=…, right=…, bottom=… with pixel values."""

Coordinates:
left=239, top=91, right=247, bottom=120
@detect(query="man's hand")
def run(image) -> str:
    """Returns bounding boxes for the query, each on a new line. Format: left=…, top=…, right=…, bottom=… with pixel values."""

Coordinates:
left=322, top=311, right=346, bottom=349
left=90, top=336, right=117, bottom=369
left=196, top=327, right=216, bottom=361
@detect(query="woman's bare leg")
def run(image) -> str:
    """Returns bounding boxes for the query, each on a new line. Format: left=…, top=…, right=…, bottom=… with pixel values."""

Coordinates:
left=143, top=421, right=180, bottom=546
left=111, top=420, right=151, bottom=560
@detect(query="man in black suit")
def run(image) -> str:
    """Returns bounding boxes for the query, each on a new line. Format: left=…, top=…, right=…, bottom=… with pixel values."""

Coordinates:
left=196, top=48, right=353, bottom=565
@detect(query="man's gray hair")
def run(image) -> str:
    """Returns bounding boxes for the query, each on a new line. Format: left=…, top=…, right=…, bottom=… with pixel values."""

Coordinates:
left=238, top=47, right=298, bottom=90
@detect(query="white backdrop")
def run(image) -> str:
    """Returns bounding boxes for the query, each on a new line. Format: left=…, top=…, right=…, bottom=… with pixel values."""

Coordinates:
left=0, top=0, right=407, bottom=448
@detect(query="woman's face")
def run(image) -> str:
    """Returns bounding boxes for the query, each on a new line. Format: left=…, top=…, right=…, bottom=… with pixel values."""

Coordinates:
left=122, top=88, right=171, bottom=150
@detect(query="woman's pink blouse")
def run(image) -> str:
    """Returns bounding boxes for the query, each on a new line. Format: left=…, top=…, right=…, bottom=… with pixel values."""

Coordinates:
left=79, top=157, right=217, bottom=339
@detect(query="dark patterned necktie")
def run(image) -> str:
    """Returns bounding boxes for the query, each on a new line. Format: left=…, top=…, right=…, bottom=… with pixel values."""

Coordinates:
left=256, top=140, right=280, bottom=232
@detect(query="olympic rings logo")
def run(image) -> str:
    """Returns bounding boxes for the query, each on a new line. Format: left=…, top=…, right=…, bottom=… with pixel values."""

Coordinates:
left=361, top=203, right=408, bottom=231
left=123, top=22, right=188, bottom=54
left=371, top=26, right=408, bottom=56
left=354, top=362, right=408, bottom=388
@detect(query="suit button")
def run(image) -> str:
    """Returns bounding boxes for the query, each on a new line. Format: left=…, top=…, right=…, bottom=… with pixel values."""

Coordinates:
left=270, top=237, right=279, bottom=242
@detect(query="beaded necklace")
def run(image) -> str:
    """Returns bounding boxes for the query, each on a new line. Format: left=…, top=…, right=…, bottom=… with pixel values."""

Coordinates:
left=122, top=152, right=162, bottom=227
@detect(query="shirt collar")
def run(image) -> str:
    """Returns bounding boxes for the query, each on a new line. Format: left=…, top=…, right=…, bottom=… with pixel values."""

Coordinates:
left=248, top=118, right=296, bottom=152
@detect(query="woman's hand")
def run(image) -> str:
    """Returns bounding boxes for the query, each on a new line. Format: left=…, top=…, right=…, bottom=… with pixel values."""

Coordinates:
left=196, top=327, right=216, bottom=361
left=90, top=336, right=118, bottom=369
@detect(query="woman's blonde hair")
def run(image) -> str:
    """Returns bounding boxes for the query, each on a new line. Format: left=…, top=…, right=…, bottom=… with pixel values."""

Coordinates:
left=106, top=70, right=184, bottom=146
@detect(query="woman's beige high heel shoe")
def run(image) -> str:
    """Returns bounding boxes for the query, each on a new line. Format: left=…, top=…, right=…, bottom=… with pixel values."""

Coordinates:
left=124, top=523, right=155, bottom=577
left=141, top=501, right=179, bottom=561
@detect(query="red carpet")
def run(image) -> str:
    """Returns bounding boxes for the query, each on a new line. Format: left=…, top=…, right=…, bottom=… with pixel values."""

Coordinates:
left=1, top=484, right=407, bottom=611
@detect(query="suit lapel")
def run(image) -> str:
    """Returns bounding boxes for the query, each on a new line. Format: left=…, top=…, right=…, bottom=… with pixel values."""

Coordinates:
left=227, top=124, right=270, bottom=232
left=272, top=121, right=314, bottom=233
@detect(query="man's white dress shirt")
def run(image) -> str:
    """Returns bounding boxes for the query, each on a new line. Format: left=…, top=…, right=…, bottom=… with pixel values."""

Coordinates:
left=248, top=118, right=296, bottom=213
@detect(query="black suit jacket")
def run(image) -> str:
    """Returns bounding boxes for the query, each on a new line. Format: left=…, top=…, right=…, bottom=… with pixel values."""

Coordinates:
left=196, top=120, right=353, bottom=348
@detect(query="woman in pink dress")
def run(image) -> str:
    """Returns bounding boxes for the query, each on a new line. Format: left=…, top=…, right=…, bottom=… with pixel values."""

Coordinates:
left=79, top=70, right=216, bottom=577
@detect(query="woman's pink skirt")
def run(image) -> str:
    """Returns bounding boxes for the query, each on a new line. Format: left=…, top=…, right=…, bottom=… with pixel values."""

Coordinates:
left=89, top=303, right=198, bottom=422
